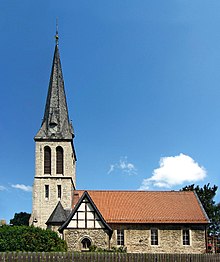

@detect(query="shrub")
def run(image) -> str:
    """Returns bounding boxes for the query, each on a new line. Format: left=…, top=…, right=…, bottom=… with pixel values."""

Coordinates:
left=0, top=225, right=67, bottom=252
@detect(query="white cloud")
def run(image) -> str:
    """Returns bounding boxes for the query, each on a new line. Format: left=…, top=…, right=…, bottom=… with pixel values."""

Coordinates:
left=0, top=185, right=6, bottom=191
left=108, top=157, right=137, bottom=176
left=12, top=184, right=32, bottom=192
left=139, top=153, right=206, bottom=190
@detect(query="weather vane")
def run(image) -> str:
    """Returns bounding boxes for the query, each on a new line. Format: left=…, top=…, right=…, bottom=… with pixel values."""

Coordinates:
left=55, top=18, right=59, bottom=45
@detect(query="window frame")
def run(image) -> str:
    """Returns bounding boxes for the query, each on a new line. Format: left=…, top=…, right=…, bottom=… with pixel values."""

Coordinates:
left=56, top=146, right=64, bottom=174
left=44, top=146, right=51, bottom=174
left=117, top=229, right=125, bottom=246
left=182, top=229, right=190, bottom=246
left=57, top=185, right=61, bottom=199
left=150, top=228, right=159, bottom=246
left=45, top=185, right=49, bottom=199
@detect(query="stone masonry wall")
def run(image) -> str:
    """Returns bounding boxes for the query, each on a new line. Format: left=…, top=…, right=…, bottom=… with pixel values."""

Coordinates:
left=35, top=141, right=76, bottom=184
left=110, top=224, right=206, bottom=254
left=30, top=141, right=76, bottom=229
left=63, top=229, right=110, bottom=251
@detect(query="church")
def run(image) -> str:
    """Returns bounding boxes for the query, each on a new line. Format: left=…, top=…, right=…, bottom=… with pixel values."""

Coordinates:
left=30, top=34, right=209, bottom=253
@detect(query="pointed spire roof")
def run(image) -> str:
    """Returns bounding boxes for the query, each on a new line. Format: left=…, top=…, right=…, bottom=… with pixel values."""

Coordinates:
left=35, top=41, right=74, bottom=140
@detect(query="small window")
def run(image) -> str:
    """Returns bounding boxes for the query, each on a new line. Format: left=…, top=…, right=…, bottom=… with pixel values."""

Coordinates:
left=117, top=229, right=124, bottom=246
left=44, top=146, right=51, bottom=174
left=56, top=146, right=64, bottom=174
left=151, top=229, right=158, bottom=245
left=45, top=185, right=49, bottom=199
left=57, top=185, right=61, bottom=198
left=183, top=229, right=190, bottom=245
left=81, top=238, right=91, bottom=250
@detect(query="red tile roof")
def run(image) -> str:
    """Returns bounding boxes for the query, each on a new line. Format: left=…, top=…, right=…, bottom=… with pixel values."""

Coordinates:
left=73, top=190, right=209, bottom=224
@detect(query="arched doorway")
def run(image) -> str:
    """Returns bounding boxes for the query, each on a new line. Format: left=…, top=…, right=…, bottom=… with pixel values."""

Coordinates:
left=81, top=237, right=91, bottom=251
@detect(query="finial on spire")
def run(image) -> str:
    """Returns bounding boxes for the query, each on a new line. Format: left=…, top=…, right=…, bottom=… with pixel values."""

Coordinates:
left=55, top=18, right=59, bottom=45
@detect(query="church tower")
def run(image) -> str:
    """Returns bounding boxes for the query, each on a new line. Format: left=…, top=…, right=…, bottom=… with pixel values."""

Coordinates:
left=30, top=33, right=76, bottom=228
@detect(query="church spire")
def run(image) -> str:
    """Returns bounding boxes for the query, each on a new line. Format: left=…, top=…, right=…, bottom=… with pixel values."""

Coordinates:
left=35, top=33, right=74, bottom=140
left=55, top=18, right=59, bottom=46
left=31, top=29, right=76, bottom=229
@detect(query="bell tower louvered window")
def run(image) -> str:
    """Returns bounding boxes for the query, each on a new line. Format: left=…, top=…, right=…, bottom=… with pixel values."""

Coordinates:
left=44, top=146, right=51, bottom=174
left=56, top=146, right=64, bottom=174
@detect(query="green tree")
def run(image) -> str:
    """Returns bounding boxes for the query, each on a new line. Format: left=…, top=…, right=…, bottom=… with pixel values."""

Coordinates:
left=181, top=183, right=220, bottom=235
left=0, top=225, right=67, bottom=252
left=10, top=212, right=31, bottom=226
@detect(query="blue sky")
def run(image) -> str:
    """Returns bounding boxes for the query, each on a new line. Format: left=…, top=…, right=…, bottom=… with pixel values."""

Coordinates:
left=0, top=0, right=220, bottom=223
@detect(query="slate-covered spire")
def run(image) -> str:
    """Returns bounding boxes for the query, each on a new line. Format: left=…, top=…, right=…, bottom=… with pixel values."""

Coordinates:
left=35, top=38, right=74, bottom=140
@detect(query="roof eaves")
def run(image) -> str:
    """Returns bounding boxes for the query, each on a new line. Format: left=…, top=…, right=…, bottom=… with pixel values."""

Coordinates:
left=107, top=220, right=209, bottom=224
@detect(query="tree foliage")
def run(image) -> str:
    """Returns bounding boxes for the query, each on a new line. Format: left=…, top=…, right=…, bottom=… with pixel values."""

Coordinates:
left=181, top=183, right=220, bottom=235
left=0, top=225, right=67, bottom=252
left=10, top=212, right=31, bottom=226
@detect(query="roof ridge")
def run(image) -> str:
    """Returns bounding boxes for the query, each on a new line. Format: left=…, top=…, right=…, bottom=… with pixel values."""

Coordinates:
left=75, top=189, right=194, bottom=193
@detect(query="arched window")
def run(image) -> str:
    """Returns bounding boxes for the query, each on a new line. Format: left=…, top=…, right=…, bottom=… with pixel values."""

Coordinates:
left=81, top=238, right=91, bottom=250
left=44, top=146, right=51, bottom=174
left=56, top=146, right=63, bottom=174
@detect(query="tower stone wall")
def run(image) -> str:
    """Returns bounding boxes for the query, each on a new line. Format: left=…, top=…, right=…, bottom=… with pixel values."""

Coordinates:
left=30, top=141, right=76, bottom=228
left=35, top=141, right=76, bottom=184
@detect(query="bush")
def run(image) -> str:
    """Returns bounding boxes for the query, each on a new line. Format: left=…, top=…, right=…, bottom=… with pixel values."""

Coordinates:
left=0, top=225, right=67, bottom=252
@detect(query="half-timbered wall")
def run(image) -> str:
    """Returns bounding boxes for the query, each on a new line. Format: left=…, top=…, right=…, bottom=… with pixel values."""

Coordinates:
left=67, top=197, right=104, bottom=229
